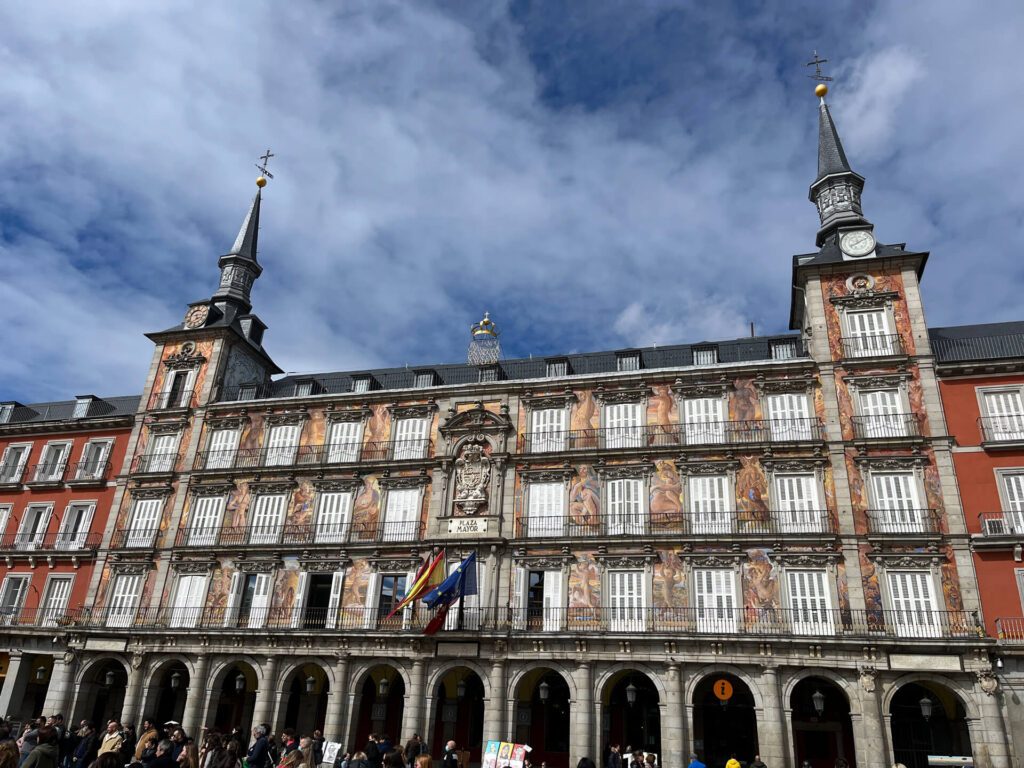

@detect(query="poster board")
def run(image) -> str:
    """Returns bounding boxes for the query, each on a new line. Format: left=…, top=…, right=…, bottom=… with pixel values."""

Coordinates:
left=321, top=743, right=342, bottom=767
left=485, top=741, right=531, bottom=768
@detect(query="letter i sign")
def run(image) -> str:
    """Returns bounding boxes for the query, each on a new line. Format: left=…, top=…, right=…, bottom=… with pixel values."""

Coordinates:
left=713, top=679, right=733, bottom=702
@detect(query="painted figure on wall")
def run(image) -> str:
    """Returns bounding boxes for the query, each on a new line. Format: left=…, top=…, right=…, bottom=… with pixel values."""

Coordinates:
left=650, top=460, right=683, bottom=529
left=731, top=378, right=760, bottom=422
left=291, top=482, right=315, bottom=528
left=206, top=564, right=234, bottom=618
left=226, top=483, right=253, bottom=529
left=568, top=556, right=600, bottom=610
left=571, top=390, right=599, bottom=450
left=836, top=561, right=851, bottom=617
left=653, top=550, right=687, bottom=613
left=238, top=413, right=263, bottom=453
left=743, top=548, right=779, bottom=624
left=342, top=560, right=371, bottom=609
left=569, top=465, right=601, bottom=528
left=352, top=476, right=380, bottom=541
left=647, top=384, right=678, bottom=434
left=860, top=549, right=884, bottom=627
left=941, top=548, right=964, bottom=613
left=276, top=569, right=301, bottom=623
left=366, top=404, right=391, bottom=445
left=736, top=456, right=769, bottom=524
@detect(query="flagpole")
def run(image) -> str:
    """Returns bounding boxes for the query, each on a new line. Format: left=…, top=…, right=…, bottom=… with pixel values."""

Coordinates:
left=456, top=559, right=466, bottom=630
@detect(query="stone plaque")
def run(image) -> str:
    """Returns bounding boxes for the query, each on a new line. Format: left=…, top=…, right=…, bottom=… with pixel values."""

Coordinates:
left=447, top=518, right=489, bottom=535
left=889, top=653, right=962, bottom=671
left=436, top=641, right=479, bottom=658
left=85, top=638, right=129, bottom=653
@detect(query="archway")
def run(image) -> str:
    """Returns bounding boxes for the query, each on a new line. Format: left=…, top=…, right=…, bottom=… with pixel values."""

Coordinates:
left=142, top=661, right=190, bottom=728
left=281, top=664, right=329, bottom=735
left=73, top=659, right=128, bottom=727
left=352, top=666, right=405, bottom=752
left=514, top=669, right=570, bottom=767
left=790, top=677, right=854, bottom=768
left=692, top=674, right=757, bottom=768
left=16, top=654, right=53, bottom=722
left=602, top=671, right=660, bottom=760
left=890, top=682, right=972, bottom=768
left=210, top=662, right=258, bottom=734
left=431, top=668, right=484, bottom=763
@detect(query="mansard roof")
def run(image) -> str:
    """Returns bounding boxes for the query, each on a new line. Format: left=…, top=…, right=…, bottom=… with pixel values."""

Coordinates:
left=0, top=395, right=140, bottom=427
left=930, top=321, right=1024, bottom=364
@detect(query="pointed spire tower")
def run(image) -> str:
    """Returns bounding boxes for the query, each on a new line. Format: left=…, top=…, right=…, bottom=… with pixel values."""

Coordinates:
left=212, top=186, right=264, bottom=313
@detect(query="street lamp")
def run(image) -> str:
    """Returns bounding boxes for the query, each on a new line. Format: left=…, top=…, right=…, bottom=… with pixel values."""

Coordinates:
left=812, top=689, right=825, bottom=717
left=306, top=676, right=316, bottom=694
left=235, top=674, right=246, bottom=693
left=170, top=671, right=182, bottom=691
left=379, top=676, right=390, bottom=698
left=457, top=679, right=467, bottom=699
left=35, top=666, right=47, bottom=683
left=626, top=682, right=638, bottom=706
left=104, top=670, right=116, bottom=687
left=538, top=680, right=550, bottom=703
left=919, top=695, right=933, bottom=721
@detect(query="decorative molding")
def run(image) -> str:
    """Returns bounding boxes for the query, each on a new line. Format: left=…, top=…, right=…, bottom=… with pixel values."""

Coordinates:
left=147, top=421, right=186, bottom=435
left=300, top=559, right=349, bottom=573
left=524, top=390, right=578, bottom=411
left=869, top=552, right=944, bottom=567
left=829, top=290, right=900, bottom=309
left=753, top=373, right=815, bottom=395
left=441, top=404, right=513, bottom=436
left=372, top=557, right=423, bottom=572
left=844, top=373, right=909, bottom=390
left=854, top=455, right=927, bottom=470
left=512, top=555, right=572, bottom=569
left=326, top=407, right=372, bottom=423
left=313, top=479, right=362, bottom=493
left=110, top=562, right=153, bottom=575
left=596, top=554, right=654, bottom=568
left=129, top=486, right=174, bottom=499
left=188, top=482, right=235, bottom=497
left=776, top=553, right=837, bottom=567
left=163, top=345, right=207, bottom=370
left=454, top=443, right=491, bottom=516
left=671, top=377, right=731, bottom=399
left=762, top=458, right=826, bottom=473
left=389, top=401, right=438, bottom=420
left=203, top=415, right=249, bottom=430
left=265, top=411, right=308, bottom=427
left=858, top=666, right=876, bottom=693
left=247, top=480, right=297, bottom=494
left=520, top=466, right=574, bottom=483
left=595, top=463, right=652, bottom=480
left=172, top=560, right=216, bottom=574
left=977, top=670, right=999, bottom=695
left=235, top=560, right=280, bottom=573
left=677, top=459, right=739, bottom=476
left=683, top=554, right=741, bottom=567
left=379, top=475, right=431, bottom=490
left=594, top=385, right=649, bottom=405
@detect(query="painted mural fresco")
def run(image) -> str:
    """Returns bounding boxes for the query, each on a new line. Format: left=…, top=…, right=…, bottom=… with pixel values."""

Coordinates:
left=275, top=565, right=302, bottom=621
left=647, top=384, right=678, bottom=431
left=568, top=465, right=600, bottom=529
left=736, top=455, right=770, bottom=526
left=366, top=404, right=391, bottom=445
left=570, top=390, right=599, bottom=432
left=206, top=561, right=234, bottom=617
left=730, top=378, right=761, bottom=422
left=341, top=559, right=371, bottom=609
left=652, top=550, right=687, bottom=611
left=940, top=544, right=964, bottom=613
left=836, top=560, right=850, bottom=617
left=291, top=483, right=315, bottom=528
left=238, top=412, right=264, bottom=454
left=226, top=482, right=253, bottom=529
left=742, top=548, right=779, bottom=620
left=568, top=555, right=600, bottom=609
left=352, top=476, right=381, bottom=542
left=154, top=340, right=215, bottom=400
left=650, top=460, right=683, bottom=529
left=820, top=269, right=917, bottom=358
left=860, top=546, right=884, bottom=628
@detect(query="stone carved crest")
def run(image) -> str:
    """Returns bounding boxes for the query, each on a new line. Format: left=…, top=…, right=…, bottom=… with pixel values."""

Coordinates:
left=859, top=666, right=876, bottom=693
left=454, top=443, right=491, bottom=516
left=164, top=342, right=207, bottom=369
left=977, top=670, right=999, bottom=695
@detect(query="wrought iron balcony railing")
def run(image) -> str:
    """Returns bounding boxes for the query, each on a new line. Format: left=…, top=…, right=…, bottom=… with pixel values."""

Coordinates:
left=0, top=531, right=101, bottom=552
left=109, top=527, right=161, bottom=549
left=996, top=617, right=1024, bottom=643
left=68, top=460, right=112, bottom=483
left=841, top=334, right=905, bottom=359
left=851, top=413, right=921, bottom=439
left=979, top=415, right=1024, bottom=444
left=147, top=388, right=196, bottom=411
left=26, top=462, right=69, bottom=484
left=131, top=453, right=181, bottom=474
left=865, top=508, right=941, bottom=535
left=173, top=519, right=427, bottom=548
left=516, top=509, right=836, bottom=539
left=193, top=439, right=433, bottom=470
left=979, top=512, right=1024, bottom=536
left=0, top=462, right=26, bottom=484
left=522, top=418, right=824, bottom=453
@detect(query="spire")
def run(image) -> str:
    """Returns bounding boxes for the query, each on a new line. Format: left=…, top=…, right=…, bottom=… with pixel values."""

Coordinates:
left=225, top=189, right=262, bottom=264
left=816, top=100, right=852, bottom=181
left=212, top=175, right=268, bottom=313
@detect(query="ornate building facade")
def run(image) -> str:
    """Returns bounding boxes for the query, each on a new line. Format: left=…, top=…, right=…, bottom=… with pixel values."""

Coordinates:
left=0, top=89, right=1017, bottom=768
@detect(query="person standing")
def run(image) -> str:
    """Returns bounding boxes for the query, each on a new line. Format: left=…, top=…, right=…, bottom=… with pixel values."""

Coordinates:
left=724, top=755, right=740, bottom=768
left=96, top=722, right=123, bottom=757
left=21, top=727, right=58, bottom=768
left=441, top=742, right=458, bottom=768
left=137, top=721, right=161, bottom=763
left=403, top=736, right=421, bottom=763
left=247, top=727, right=270, bottom=768
left=686, top=755, right=705, bottom=768
left=69, top=724, right=97, bottom=768
left=311, top=731, right=324, bottom=768
left=363, top=737, right=380, bottom=768
left=607, top=746, right=622, bottom=768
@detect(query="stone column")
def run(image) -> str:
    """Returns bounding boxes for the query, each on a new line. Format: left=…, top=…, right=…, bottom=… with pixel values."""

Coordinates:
left=663, top=663, right=684, bottom=768
left=856, top=669, right=889, bottom=768
left=182, top=653, right=211, bottom=737
left=570, top=662, right=593, bottom=765
left=483, top=658, right=506, bottom=745
left=976, top=674, right=1011, bottom=768
left=120, top=656, right=146, bottom=726
left=0, top=651, right=26, bottom=718
left=404, top=659, right=427, bottom=741
left=252, top=657, right=279, bottom=729
left=756, top=666, right=786, bottom=768
left=325, top=656, right=350, bottom=745
left=42, top=653, right=76, bottom=717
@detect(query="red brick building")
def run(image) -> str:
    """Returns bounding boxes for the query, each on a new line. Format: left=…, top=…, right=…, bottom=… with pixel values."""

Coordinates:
left=0, top=394, right=138, bottom=721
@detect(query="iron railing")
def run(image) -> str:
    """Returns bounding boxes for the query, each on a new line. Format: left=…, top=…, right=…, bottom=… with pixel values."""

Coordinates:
left=25, top=462, right=68, bottom=484
left=109, top=527, right=161, bottom=549
left=131, top=453, right=181, bottom=474
left=0, top=532, right=101, bottom=552
left=865, top=508, right=941, bottom=535
left=522, top=419, right=824, bottom=453
left=841, top=334, right=905, bottom=359
left=173, top=519, right=426, bottom=547
left=147, top=388, right=195, bottom=411
left=516, top=510, right=835, bottom=539
left=851, top=413, right=921, bottom=439
left=978, top=512, right=1024, bottom=536
left=0, top=462, right=26, bottom=484
left=68, top=460, right=112, bottom=483
left=193, top=439, right=433, bottom=470
left=996, top=617, right=1024, bottom=642
left=979, top=415, right=1024, bottom=444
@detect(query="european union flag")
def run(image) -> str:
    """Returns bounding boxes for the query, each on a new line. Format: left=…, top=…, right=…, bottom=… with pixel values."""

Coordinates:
left=423, top=551, right=477, bottom=609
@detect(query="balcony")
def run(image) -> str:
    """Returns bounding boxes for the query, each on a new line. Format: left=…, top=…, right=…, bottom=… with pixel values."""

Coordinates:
left=193, top=439, right=434, bottom=471
left=840, top=334, right=905, bottom=359
left=66, top=460, right=112, bottom=486
left=0, top=531, right=101, bottom=553
left=865, top=508, right=941, bottom=535
left=24, top=462, right=68, bottom=487
left=173, top=518, right=427, bottom=548
left=517, top=509, right=835, bottom=539
left=147, top=388, right=195, bottom=411
left=0, top=462, right=26, bottom=486
left=109, top=527, right=160, bottom=549
left=996, top=617, right=1024, bottom=643
left=979, top=511, right=1024, bottom=537
left=522, top=419, right=824, bottom=454
left=979, top=415, right=1024, bottom=447
left=131, top=452, right=181, bottom=474
left=0, top=607, right=87, bottom=629
left=851, top=413, right=921, bottom=440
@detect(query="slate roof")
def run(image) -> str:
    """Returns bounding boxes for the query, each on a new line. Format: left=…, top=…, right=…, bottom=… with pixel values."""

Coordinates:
left=0, top=395, right=140, bottom=426
left=816, top=102, right=854, bottom=182
left=930, top=322, right=1024, bottom=363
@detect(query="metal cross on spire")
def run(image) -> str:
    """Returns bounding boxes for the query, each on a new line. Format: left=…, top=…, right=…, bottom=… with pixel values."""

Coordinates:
left=255, top=148, right=275, bottom=179
left=806, top=51, right=834, bottom=82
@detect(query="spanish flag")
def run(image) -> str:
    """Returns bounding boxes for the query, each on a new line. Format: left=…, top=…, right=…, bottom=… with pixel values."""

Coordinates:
left=385, top=549, right=446, bottom=620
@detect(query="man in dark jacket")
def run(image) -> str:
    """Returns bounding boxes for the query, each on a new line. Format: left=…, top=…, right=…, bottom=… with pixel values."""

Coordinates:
left=150, top=740, right=178, bottom=768
left=404, top=736, right=421, bottom=762
left=247, top=727, right=270, bottom=768
left=441, top=741, right=458, bottom=768
left=607, top=745, right=622, bottom=768
left=363, top=736, right=380, bottom=768
left=70, top=724, right=98, bottom=768
left=23, top=726, right=59, bottom=768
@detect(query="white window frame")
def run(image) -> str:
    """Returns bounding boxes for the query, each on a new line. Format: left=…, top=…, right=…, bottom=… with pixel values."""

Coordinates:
left=126, top=497, right=164, bottom=548
left=76, top=439, right=113, bottom=480
left=996, top=470, right=1024, bottom=535
left=55, top=501, right=95, bottom=549
left=688, top=474, right=732, bottom=534
left=249, top=493, right=288, bottom=544
left=0, top=574, right=31, bottom=625
left=525, top=480, right=566, bottom=538
left=885, top=569, right=941, bottom=638
left=771, top=471, right=825, bottom=533
left=381, top=487, right=421, bottom=542
left=693, top=567, right=737, bottom=633
left=785, top=568, right=834, bottom=635
left=39, top=575, right=75, bottom=627
left=161, top=368, right=196, bottom=409
left=616, top=353, right=641, bottom=372
left=106, top=572, right=144, bottom=628
left=868, top=470, right=925, bottom=533
left=545, top=360, right=568, bottom=378
left=770, top=340, right=798, bottom=360
left=603, top=401, right=645, bottom=449
left=765, top=392, right=814, bottom=441
left=315, top=490, right=353, bottom=543
left=16, top=503, right=53, bottom=549
left=205, top=428, right=241, bottom=470
left=264, top=423, right=301, bottom=466
left=34, top=441, right=71, bottom=482
left=72, top=398, right=92, bottom=419
left=0, top=504, right=11, bottom=540
left=606, top=477, right=646, bottom=536
left=857, top=388, right=908, bottom=438
left=0, top=443, right=32, bottom=484
left=979, top=387, right=1024, bottom=442
left=529, top=408, right=568, bottom=453
left=170, top=573, right=209, bottom=628
left=146, top=432, right=180, bottom=473
left=515, top=567, right=564, bottom=632
left=607, top=569, right=646, bottom=632
left=692, top=347, right=717, bottom=366
left=844, top=308, right=895, bottom=357
left=682, top=397, right=726, bottom=445
left=326, top=419, right=364, bottom=464
left=188, top=495, right=226, bottom=546
left=393, top=417, right=431, bottom=460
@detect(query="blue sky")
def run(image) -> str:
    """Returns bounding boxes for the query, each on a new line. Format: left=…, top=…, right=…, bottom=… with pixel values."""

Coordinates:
left=1, top=1, right=1022, bottom=402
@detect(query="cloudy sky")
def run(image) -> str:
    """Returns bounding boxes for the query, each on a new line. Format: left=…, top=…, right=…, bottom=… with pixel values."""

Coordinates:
left=1, top=1, right=1022, bottom=402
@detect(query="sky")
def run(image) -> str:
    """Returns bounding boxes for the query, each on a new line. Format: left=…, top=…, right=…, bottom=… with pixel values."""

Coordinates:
left=1, top=1, right=1022, bottom=402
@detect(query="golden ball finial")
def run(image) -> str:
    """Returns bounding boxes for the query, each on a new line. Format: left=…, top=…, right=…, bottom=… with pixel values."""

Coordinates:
left=256, top=176, right=268, bottom=188
left=815, top=83, right=828, bottom=98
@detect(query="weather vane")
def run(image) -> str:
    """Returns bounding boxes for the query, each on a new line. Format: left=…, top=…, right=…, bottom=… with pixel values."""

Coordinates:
left=256, top=149, right=275, bottom=179
left=806, top=51, right=833, bottom=83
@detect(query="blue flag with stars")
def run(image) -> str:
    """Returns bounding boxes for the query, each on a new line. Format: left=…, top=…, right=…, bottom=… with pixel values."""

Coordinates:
left=422, top=551, right=477, bottom=609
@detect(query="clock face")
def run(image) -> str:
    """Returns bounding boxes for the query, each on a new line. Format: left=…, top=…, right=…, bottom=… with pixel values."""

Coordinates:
left=840, top=230, right=876, bottom=257
left=183, top=305, right=209, bottom=329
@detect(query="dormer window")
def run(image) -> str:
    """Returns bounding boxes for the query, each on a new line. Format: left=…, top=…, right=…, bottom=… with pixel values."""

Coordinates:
left=72, top=397, right=93, bottom=419
left=692, top=347, right=717, bottom=366
left=771, top=341, right=797, bottom=360
left=545, top=359, right=569, bottom=378
left=352, top=377, right=372, bottom=394
left=414, top=371, right=436, bottom=389
left=617, top=353, right=641, bottom=372
left=0, top=404, right=13, bottom=424
left=293, top=379, right=320, bottom=397
left=478, top=366, right=501, bottom=383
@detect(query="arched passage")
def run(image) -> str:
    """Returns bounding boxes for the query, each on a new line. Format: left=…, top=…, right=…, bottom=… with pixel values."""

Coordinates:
left=73, top=658, right=128, bottom=726
left=692, top=673, right=758, bottom=768
left=141, top=661, right=190, bottom=728
left=431, top=667, right=485, bottom=763
left=281, top=664, right=330, bottom=735
left=790, top=677, right=854, bottom=768
left=13, top=654, right=53, bottom=722
left=890, top=682, right=972, bottom=768
left=513, top=668, right=570, bottom=766
left=352, top=665, right=405, bottom=752
left=209, top=661, right=258, bottom=734
left=601, top=670, right=660, bottom=759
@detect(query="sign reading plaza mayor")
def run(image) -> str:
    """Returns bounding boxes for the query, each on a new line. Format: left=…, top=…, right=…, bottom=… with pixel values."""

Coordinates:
left=483, top=742, right=531, bottom=768
left=447, top=517, right=489, bottom=535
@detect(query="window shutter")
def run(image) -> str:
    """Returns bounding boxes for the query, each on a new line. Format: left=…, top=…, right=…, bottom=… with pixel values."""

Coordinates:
left=608, top=570, right=644, bottom=631
left=766, top=394, right=812, bottom=440
left=694, top=569, right=736, bottom=632
left=689, top=475, right=729, bottom=534
left=58, top=503, right=95, bottom=549
left=364, top=572, right=381, bottom=629
left=189, top=496, right=225, bottom=546
left=328, top=421, right=363, bottom=463
left=870, top=473, right=921, bottom=532
left=542, top=570, right=563, bottom=631
left=683, top=398, right=725, bottom=444
left=291, top=572, right=308, bottom=629
left=605, top=403, right=643, bottom=449
left=78, top=441, right=109, bottom=479
left=266, top=425, right=300, bottom=466
left=128, top=499, right=162, bottom=547
left=40, top=578, right=74, bottom=627
left=1003, top=474, right=1024, bottom=532
left=394, top=418, right=430, bottom=460
left=207, top=429, right=240, bottom=469
left=787, top=570, right=833, bottom=634
left=511, top=566, right=527, bottom=630
left=223, top=572, right=242, bottom=627
left=0, top=577, right=30, bottom=624
left=247, top=573, right=272, bottom=629
left=774, top=474, right=820, bottom=532
left=887, top=571, right=939, bottom=638
left=325, top=571, right=345, bottom=630
left=847, top=310, right=892, bottom=355
left=19, top=505, right=52, bottom=549
left=531, top=409, right=566, bottom=453
left=607, top=479, right=644, bottom=535
left=859, top=389, right=902, bottom=437
left=106, top=574, right=143, bottom=628
left=316, top=492, right=353, bottom=543
left=150, top=434, right=178, bottom=472
left=249, top=494, right=286, bottom=544
left=984, top=391, right=1024, bottom=440
left=527, top=482, right=563, bottom=538
left=171, top=575, right=207, bottom=628
left=383, top=489, right=419, bottom=542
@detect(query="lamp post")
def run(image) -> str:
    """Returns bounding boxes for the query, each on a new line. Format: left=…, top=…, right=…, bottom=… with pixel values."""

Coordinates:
left=538, top=680, right=550, bottom=704
left=306, top=676, right=316, bottom=694
left=812, top=689, right=825, bottom=717
left=171, top=671, right=182, bottom=691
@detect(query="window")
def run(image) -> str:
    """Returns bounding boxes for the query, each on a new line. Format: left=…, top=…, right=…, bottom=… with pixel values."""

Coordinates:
left=414, top=372, right=435, bottom=389
left=56, top=502, right=95, bottom=549
left=188, top=496, right=226, bottom=546
left=127, top=498, right=162, bottom=547
left=694, top=568, right=736, bottom=632
left=857, top=389, right=905, bottom=438
left=106, top=573, right=144, bottom=628
left=787, top=570, right=833, bottom=634
left=692, top=347, right=717, bottom=366
left=206, top=428, right=240, bottom=469
left=265, top=424, right=300, bottom=466
left=76, top=440, right=112, bottom=480
left=478, top=366, right=500, bottom=383
left=689, top=475, right=730, bottom=534
left=617, top=353, right=641, bottom=372
left=72, top=398, right=92, bottom=418
left=765, top=393, right=813, bottom=441
left=0, top=575, right=30, bottom=625
left=293, top=380, right=315, bottom=397
left=170, top=574, right=208, bottom=628
left=683, top=398, right=725, bottom=444
left=607, top=478, right=644, bottom=535
left=604, top=402, right=644, bottom=449
left=546, top=359, right=568, bottom=378
left=162, top=370, right=193, bottom=409
left=146, top=433, right=179, bottom=473
left=382, top=488, right=419, bottom=541
left=0, top=444, right=31, bottom=483
left=315, top=491, right=353, bottom=543
left=887, top=570, right=939, bottom=638
left=249, top=494, right=287, bottom=544
left=327, top=420, right=363, bottom=463
left=771, top=341, right=798, bottom=360
left=39, top=576, right=74, bottom=627
left=1000, top=473, right=1024, bottom=534
left=607, top=570, right=645, bottom=631
left=376, top=573, right=408, bottom=622
left=16, top=504, right=52, bottom=549
left=0, top=504, right=10, bottom=538
left=520, top=570, right=563, bottom=631
left=870, top=472, right=923, bottom=533
left=230, top=573, right=272, bottom=629
left=774, top=474, right=823, bottom=532
left=34, top=442, right=71, bottom=482
left=393, top=418, right=430, bottom=460
left=982, top=389, right=1024, bottom=441
left=0, top=404, right=13, bottom=424
left=526, top=482, right=564, bottom=537
left=529, top=408, right=566, bottom=453
left=845, top=309, right=895, bottom=356
left=352, top=377, right=371, bottom=393
left=238, top=385, right=258, bottom=401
